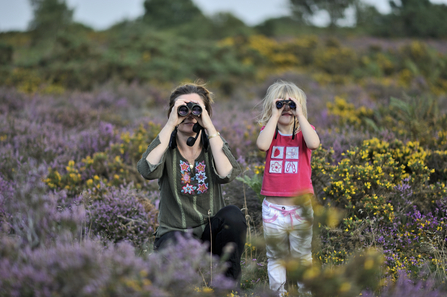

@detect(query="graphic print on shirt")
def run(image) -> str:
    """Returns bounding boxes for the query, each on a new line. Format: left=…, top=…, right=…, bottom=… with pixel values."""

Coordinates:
left=268, top=146, right=299, bottom=174
left=271, top=146, right=284, bottom=159
left=286, top=146, right=299, bottom=159
left=285, top=161, right=298, bottom=173
left=269, top=160, right=283, bottom=173
left=179, top=160, right=208, bottom=195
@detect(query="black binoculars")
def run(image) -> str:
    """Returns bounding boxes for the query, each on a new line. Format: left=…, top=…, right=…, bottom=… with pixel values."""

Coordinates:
left=178, top=102, right=202, bottom=117
left=276, top=99, right=296, bottom=110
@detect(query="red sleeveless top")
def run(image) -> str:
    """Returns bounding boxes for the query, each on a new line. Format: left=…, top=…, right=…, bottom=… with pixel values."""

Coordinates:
left=260, top=127, right=315, bottom=197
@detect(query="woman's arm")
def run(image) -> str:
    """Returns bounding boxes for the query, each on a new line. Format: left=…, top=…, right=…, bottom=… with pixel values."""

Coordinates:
left=137, top=136, right=166, bottom=180
left=145, top=98, right=190, bottom=165
left=208, top=130, right=233, bottom=177
left=197, top=107, right=233, bottom=177
left=144, top=122, right=176, bottom=165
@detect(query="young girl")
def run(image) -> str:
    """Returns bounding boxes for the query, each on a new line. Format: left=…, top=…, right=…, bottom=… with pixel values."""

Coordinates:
left=256, top=80, right=320, bottom=295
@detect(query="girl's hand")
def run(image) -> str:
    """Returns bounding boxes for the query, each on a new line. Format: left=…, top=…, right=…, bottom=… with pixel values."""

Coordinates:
left=289, top=97, right=304, bottom=117
left=272, top=98, right=284, bottom=119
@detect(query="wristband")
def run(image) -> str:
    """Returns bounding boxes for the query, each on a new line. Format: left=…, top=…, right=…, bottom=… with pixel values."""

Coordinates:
left=208, top=132, right=220, bottom=139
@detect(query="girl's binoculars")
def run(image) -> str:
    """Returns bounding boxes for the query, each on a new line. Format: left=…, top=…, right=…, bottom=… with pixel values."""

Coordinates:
left=276, top=100, right=296, bottom=110
left=178, top=102, right=202, bottom=117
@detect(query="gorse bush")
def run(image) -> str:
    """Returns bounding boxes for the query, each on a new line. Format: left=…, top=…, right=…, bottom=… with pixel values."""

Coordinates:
left=317, top=138, right=446, bottom=213
left=326, top=96, right=374, bottom=128
left=310, top=136, right=446, bottom=281
left=44, top=122, right=161, bottom=194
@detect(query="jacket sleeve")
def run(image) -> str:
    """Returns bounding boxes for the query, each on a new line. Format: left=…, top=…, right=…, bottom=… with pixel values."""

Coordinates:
left=137, top=135, right=167, bottom=180
left=210, top=136, right=242, bottom=184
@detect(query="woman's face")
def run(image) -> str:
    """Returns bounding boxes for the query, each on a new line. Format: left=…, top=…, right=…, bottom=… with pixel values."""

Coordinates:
left=175, top=93, right=204, bottom=135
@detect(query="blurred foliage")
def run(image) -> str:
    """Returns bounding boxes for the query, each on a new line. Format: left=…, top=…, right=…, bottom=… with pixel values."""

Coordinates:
left=28, top=0, right=74, bottom=42
left=0, top=42, right=13, bottom=64
left=290, top=0, right=356, bottom=28
left=288, top=248, right=385, bottom=296
left=2, top=30, right=446, bottom=96
left=0, top=1, right=446, bottom=95
left=367, top=0, right=447, bottom=38
left=143, top=0, right=205, bottom=29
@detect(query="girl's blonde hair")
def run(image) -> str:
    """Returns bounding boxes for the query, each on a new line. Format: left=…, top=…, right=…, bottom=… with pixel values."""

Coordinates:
left=258, top=80, right=308, bottom=128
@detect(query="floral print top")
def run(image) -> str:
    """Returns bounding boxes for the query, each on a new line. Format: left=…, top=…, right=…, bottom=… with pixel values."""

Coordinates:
left=137, top=135, right=241, bottom=239
left=180, top=160, right=209, bottom=195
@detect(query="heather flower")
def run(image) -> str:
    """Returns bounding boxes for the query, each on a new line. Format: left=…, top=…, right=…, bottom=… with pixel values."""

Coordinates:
left=147, top=232, right=234, bottom=293
left=2, top=162, right=86, bottom=248
left=84, top=184, right=157, bottom=249
left=361, top=271, right=444, bottom=297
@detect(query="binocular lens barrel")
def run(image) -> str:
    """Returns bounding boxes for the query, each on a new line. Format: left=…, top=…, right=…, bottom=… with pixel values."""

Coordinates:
left=191, top=105, right=202, bottom=116
left=276, top=100, right=296, bottom=110
left=178, top=106, right=189, bottom=117
left=178, top=102, right=202, bottom=117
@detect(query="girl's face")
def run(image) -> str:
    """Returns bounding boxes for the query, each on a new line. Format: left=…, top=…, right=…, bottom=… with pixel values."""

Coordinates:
left=275, top=94, right=296, bottom=128
left=277, top=103, right=295, bottom=128
left=176, top=93, right=204, bottom=135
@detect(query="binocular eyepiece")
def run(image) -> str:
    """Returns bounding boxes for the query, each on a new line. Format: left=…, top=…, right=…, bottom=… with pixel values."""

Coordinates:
left=178, top=102, right=202, bottom=117
left=276, top=99, right=296, bottom=110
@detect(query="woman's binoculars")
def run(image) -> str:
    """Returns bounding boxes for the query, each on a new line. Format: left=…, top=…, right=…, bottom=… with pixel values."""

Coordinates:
left=178, top=102, right=202, bottom=117
left=276, top=99, right=296, bottom=110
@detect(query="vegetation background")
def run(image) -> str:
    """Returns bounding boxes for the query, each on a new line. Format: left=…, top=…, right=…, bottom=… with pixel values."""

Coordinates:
left=1, top=0, right=446, bottom=296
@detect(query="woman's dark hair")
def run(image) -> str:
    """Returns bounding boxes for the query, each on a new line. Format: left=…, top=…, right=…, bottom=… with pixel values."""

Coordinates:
left=167, top=83, right=214, bottom=117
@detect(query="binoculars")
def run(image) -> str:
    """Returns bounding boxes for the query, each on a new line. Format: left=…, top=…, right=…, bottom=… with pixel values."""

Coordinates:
left=276, top=99, right=296, bottom=110
left=178, top=102, right=202, bottom=117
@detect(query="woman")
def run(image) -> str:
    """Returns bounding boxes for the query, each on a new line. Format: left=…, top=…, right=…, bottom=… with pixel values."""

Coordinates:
left=137, top=83, right=246, bottom=281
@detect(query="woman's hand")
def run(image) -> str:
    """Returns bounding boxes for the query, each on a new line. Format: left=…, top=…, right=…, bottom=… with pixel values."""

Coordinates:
left=167, top=98, right=192, bottom=128
left=194, top=101, right=214, bottom=131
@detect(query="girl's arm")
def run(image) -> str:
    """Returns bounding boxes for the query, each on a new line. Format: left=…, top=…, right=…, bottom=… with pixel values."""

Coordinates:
left=256, top=114, right=279, bottom=151
left=297, top=114, right=320, bottom=150
left=256, top=99, right=282, bottom=151
left=293, top=99, right=320, bottom=150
